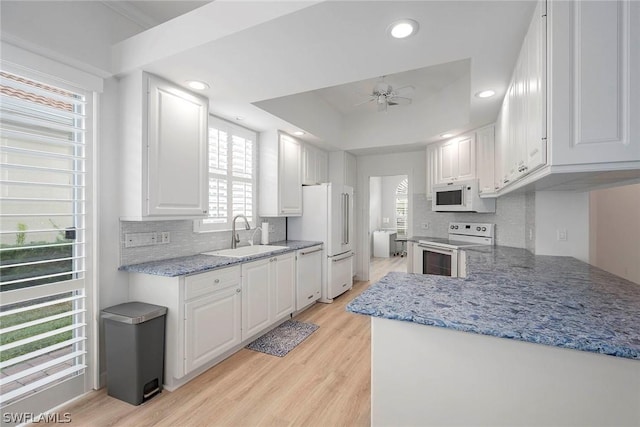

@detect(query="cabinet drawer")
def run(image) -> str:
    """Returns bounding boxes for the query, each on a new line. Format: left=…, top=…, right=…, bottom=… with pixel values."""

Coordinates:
left=185, top=265, right=240, bottom=301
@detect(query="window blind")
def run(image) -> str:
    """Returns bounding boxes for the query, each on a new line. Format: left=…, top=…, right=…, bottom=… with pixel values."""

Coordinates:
left=197, top=116, right=256, bottom=232
left=0, top=70, right=87, bottom=406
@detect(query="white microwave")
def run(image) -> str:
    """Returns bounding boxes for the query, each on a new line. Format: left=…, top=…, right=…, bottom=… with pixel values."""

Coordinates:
left=432, top=179, right=496, bottom=213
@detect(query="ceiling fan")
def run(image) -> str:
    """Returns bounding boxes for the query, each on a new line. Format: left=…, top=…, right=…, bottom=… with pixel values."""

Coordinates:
left=355, top=77, right=414, bottom=112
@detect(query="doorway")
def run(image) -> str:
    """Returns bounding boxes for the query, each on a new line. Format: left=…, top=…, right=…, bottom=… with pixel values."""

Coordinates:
left=369, top=175, right=408, bottom=275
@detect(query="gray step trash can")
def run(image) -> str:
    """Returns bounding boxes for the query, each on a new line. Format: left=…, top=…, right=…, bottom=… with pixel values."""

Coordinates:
left=102, top=301, right=167, bottom=405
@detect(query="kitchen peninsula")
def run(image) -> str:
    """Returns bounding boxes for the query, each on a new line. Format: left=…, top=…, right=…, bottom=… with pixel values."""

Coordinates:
left=347, top=246, right=640, bottom=426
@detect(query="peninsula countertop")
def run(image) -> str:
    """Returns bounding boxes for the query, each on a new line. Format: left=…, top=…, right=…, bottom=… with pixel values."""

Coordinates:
left=347, top=246, right=640, bottom=360
left=119, top=240, right=322, bottom=277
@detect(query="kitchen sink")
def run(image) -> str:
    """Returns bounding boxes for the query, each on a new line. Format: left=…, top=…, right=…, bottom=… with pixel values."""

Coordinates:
left=201, top=245, right=288, bottom=258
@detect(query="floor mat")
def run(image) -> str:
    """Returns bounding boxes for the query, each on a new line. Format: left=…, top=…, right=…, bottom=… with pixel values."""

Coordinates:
left=246, top=320, right=319, bottom=357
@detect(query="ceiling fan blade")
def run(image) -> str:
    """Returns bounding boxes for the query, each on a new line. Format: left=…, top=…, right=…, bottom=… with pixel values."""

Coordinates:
left=389, top=96, right=412, bottom=105
left=393, top=85, right=415, bottom=96
left=353, top=97, right=375, bottom=107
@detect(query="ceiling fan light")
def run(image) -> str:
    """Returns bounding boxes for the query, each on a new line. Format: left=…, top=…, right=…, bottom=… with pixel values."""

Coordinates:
left=389, top=19, right=419, bottom=39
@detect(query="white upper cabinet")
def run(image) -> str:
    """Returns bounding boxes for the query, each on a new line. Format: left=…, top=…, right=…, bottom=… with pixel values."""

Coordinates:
left=548, top=0, right=639, bottom=166
left=302, top=143, right=328, bottom=185
left=329, top=151, right=357, bottom=189
left=425, top=144, right=438, bottom=200
left=495, top=0, right=640, bottom=194
left=120, top=71, right=209, bottom=220
left=259, top=130, right=302, bottom=217
left=437, top=134, right=476, bottom=183
left=476, top=125, right=496, bottom=195
left=496, top=0, right=547, bottom=189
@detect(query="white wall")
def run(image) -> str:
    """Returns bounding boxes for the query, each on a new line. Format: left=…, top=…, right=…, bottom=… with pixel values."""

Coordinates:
left=0, top=1, right=143, bottom=75
left=381, top=175, right=407, bottom=230
left=356, top=151, right=425, bottom=280
left=589, top=183, right=640, bottom=285
left=369, top=177, right=382, bottom=253
left=535, top=191, right=589, bottom=263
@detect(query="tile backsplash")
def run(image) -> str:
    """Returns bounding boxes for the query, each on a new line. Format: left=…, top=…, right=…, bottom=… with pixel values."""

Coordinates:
left=120, top=217, right=286, bottom=266
left=412, top=192, right=530, bottom=249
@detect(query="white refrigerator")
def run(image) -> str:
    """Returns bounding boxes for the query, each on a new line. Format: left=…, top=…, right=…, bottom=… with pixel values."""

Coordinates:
left=288, top=183, right=354, bottom=302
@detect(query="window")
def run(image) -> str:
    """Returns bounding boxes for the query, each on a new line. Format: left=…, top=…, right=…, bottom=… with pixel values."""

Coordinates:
left=395, top=178, right=408, bottom=237
left=0, top=70, right=89, bottom=408
left=195, top=116, right=257, bottom=232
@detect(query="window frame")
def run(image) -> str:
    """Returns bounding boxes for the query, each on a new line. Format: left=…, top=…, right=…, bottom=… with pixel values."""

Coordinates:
left=194, top=115, right=257, bottom=233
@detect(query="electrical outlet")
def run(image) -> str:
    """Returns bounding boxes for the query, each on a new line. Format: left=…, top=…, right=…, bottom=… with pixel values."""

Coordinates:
left=160, top=232, right=170, bottom=244
left=422, top=223, right=430, bottom=230
left=383, top=217, right=389, bottom=224
left=557, top=229, right=568, bottom=241
left=124, top=232, right=157, bottom=248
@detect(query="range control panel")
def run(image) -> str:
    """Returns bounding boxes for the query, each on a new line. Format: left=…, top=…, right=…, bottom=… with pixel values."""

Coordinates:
left=448, top=222, right=494, bottom=238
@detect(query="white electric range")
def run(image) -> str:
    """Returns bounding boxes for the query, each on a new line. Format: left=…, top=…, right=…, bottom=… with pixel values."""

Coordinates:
left=411, top=222, right=495, bottom=277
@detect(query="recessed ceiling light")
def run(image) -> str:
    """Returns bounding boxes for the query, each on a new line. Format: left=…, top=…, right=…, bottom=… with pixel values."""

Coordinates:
left=475, top=90, right=495, bottom=98
left=186, top=80, right=209, bottom=90
left=388, top=19, right=419, bottom=39
left=293, top=131, right=305, bottom=136
left=441, top=133, right=454, bottom=138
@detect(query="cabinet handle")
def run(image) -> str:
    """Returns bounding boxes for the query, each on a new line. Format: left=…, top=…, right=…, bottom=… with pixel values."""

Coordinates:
left=236, top=288, right=241, bottom=293
left=503, top=178, right=510, bottom=184
left=203, top=210, right=208, bottom=214
left=301, top=247, right=323, bottom=256
left=307, top=294, right=314, bottom=300
left=214, top=279, right=220, bottom=284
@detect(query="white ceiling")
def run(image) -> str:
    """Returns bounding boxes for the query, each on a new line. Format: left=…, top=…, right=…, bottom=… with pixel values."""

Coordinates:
left=100, top=1, right=211, bottom=30
left=1, top=0, right=537, bottom=154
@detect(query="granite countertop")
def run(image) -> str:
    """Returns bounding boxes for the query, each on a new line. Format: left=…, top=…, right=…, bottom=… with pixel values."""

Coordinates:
left=119, top=240, right=322, bottom=277
left=347, top=246, right=640, bottom=360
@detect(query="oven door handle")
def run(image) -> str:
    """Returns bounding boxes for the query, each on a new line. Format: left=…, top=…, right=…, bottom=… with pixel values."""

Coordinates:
left=416, top=244, right=455, bottom=256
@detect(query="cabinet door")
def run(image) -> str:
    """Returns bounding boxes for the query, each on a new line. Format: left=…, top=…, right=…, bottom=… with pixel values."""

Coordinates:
left=241, top=259, right=271, bottom=340
left=425, top=145, right=438, bottom=199
left=438, top=140, right=458, bottom=182
left=273, top=253, right=295, bottom=321
left=296, top=246, right=322, bottom=311
left=147, top=75, right=208, bottom=217
left=316, top=149, right=328, bottom=183
left=494, top=107, right=505, bottom=191
left=278, top=134, right=302, bottom=215
left=456, top=135, right=476, bottom=181
left=525, top=0, right=547, bottom=173
left=302, top=144, right=317, bottom=185
left=515, top=45, right=528, bottom=177
left=476, top=126, right=495, bottom=194
left=549, top=0, right=639, bottom=165
left=184, top=286, right=241, bottom=373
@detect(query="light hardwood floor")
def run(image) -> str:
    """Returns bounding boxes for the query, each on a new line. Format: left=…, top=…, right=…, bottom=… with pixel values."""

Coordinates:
left=44, top=257, right=406, bottom=427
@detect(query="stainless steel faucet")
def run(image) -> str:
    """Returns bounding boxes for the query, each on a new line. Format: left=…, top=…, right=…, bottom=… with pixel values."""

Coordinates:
left=231, top=214, right=251, bottom=249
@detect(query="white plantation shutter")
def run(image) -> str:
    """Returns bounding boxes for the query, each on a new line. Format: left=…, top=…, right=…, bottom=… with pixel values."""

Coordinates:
left=196, top=116, right=256, bottom=232
left=0, top=70, right=89, bottom=408
left=396, top=178, right=408, bottom=237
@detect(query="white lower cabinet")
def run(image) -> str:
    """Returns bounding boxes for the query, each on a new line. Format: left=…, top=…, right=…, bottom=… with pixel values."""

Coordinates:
left=128, top=265, right=241, bottom=389
left=241, top=258, right=272, bottom=339
left=128, top=250, right=306, bottom=390
left=184, top=285, right=241, bottom=373
left=295, top=245, right=322, bottom=311
left=241, top=252, right=295, bottom=341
